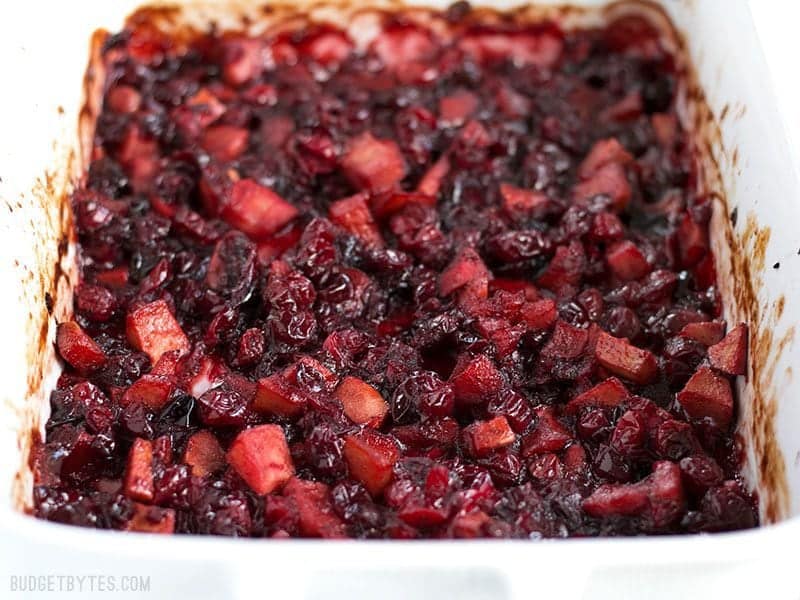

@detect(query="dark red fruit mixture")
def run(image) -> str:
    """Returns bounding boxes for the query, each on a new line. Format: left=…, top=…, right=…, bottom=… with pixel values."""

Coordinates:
left=33, top=5, right=758, bottom=538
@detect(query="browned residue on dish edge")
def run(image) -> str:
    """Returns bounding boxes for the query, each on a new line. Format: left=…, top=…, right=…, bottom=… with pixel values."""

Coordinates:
left=19, top=0, right=790, bottom=523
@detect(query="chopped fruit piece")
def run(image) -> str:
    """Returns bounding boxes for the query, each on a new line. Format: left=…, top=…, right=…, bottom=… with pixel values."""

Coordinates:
left=371, top=26, right=437, bottom=71
left=677, top=367, right=734, bottom=429
left=583, top=461, right=685, bottom=528
left=439, top=247, right=491, bottom=299
left=651, top=113, right=678, bottom=147
left=201, top=125, right=249, bottom=161
left=335, top=376, right=389, bottom=427
left=460, top=31, right=563, bottom=68
left=416, top=155, right=450, bottom=197
left=499, top=183, right=549, bottom=219
left=449, top=354, right=505, bottom=406
left=183, top=431, right=226, bottom=477
left=341, top=132, right=407, bottom=193
left=343, top=430, right=400, bottom=496
left=282, top=478, right=347, bottom=538
left=606, top=240, right=651, bottom=281
left=123, top=438, right=154, bottom=503
left=536, top=241, right=585, bottom=294
left=439, top=89, right=479, bottom=126
left=677, top=212, right=708, bottom=267
left=220, top=37, right=264, bottom=86
left=595, top=331, right=658, bottom=384
left=328, top=193, right=384, bottom=247
left=121, top=374, right=175, bottom=409
left=565, top=377, right=629, bottom=414
left=708, top=324, right=747, bottom=376
left=55, top=322, right=107, bottom=372
left=227, top=425, right=294, bottom=495
left=522, top=407, right=572, bottom=456
left=124, top=503, right=176, bottom=534
left=126, top=299, right=190, bottom=364
left=578, top=138, right=633, bottom=179
left=573, top=163, right=631, bottom=211
left=107, top=85, right=142, bottom=114
left=520, top=298, right=558, bottom=330
left=253, top=374, right=306, bottom=418
left=463, top=416, right=516, bottom=457
left=680, top=321, right=726, bottom=346
left=222, top=179, right=299, bottom=240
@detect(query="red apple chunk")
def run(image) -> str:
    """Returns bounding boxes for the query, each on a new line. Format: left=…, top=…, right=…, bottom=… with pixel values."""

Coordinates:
left=328, top=193, right=384, bottom=247
left=126, top=299, right=190, bottom=365
left=595, top=331, right=658, bottom=384
left=56, top=322, right=107, bottom=372
left=222, top=179, right=299, bottom=240
left=343, top=430, right=400, bottom=497
left=123, top=438, right=154, bottom=503
left=124, top=503, right=176, bottom=534
left=183, top=431, right=226, bottom=478
left=282, top=478, right=347, bottom=538
left=335, top=376, right=389, bottom=427
left=708, top=324, right=747, bottom=376
left=227, top=425, right=294, bottom=495
left=341, top=132, right=407, bottom=193
left=463, top=416, right=516, bottom=457
left=677, top=367, right=733, bottom=429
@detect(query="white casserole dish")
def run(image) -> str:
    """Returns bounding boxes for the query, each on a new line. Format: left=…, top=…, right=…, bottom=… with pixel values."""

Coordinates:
left=0, top=1, right=798, bottom=598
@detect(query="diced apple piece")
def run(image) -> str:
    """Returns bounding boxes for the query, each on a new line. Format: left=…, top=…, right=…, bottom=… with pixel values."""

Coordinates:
left=126, top=299, right=190, bottom=365
left=595, top=331, right=658, bottom=384
left=439, top=89, right=479, bottom=126
left=121, top=374, right=175, bottom=409
left=439, top=247, right=491, bottom=299
left=572, top=163, right=631, bottom=211
left=123, top=438, right=154, bottom=502
left=676, top=212, right=708, bottom=268
left=371, top=191, right=436, bottom=219
left=328, top=193, right=384, bottom=247
left=302, top=31, right=353, bottom=67
left=499, top=183, right=549, bottom=219
left=335, top=376, right=389, bottom=428
left=606, top=240, right=651, bottom=281
left=341, top=132, right=407, bottom=193
left=282, top=477, right=347, bottom=538
left=183, top=430, right=226, bottom=478
left=651, top=113, right=677, bottom=147
left=449, top=354, right=505, bottom=406
left=124, top=503, right=176, bottom=534
left=708, top=324, right=747, bottom=376
left=463, top=416, right=516, bottom=457
left=227, top=425, right=294, bottom=495
left=677, top=367, right=733, bottom=429
left=522, top=407, right=572, bottom=456
left=578, top=138, right=633, bottom=179
left=460, top=31, right=563, bottom=69
left=371, top=26, right=437, bottom=71
left=56, top=321, right=107, bottom=372
left=541, top=320, right=589, bottom=360
left=253, top=374, right=306, bottom=418
left=565, top=377, right=630, bottom=414
left=520, top=298, right=558, bottom=331
left=583, top=461, right=685, bottom=528
left=590, top=212, right=624, bottom=241
left=343, top=430, right=400, bottom=497
left=220, top=37, right=264, bottom=86
left=536, top=241, right=586, bottom=295
left=200, top=125, right=249, bottom=162
left=416, top=155, right=450, bottom=198
left=222, top=179, right=299, bottom=240
left=679, top=321, right=726, bottom=346
left=107, top=85, right=142, bottom=114
left=151, top=349, right=182, bottom=376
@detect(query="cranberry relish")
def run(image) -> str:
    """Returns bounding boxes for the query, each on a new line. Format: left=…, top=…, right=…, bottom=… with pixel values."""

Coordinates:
left=33, top=5, right=758, bottom=538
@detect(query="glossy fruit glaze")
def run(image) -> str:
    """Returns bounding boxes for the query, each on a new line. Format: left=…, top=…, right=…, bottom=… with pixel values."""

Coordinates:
left=32, top=3, right=758, bottom=538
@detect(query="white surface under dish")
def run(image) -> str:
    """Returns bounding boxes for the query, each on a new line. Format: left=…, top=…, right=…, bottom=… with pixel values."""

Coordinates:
left=0, top=1, right=799, bottom=598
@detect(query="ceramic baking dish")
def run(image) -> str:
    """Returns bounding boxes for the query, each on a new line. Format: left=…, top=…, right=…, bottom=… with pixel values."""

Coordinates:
left=1, top=1, right=798, bottom=598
